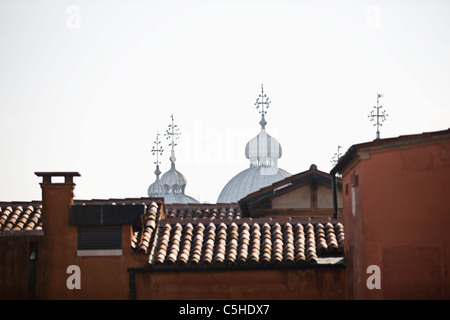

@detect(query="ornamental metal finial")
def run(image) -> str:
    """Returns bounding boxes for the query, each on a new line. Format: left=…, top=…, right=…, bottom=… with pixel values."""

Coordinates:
left=151, top=131, right=164, bottom=176
left=331, top=145, right=343, bottom=167
left=164, top=114, right=181, bottom=165
left=255, top=84, right=271, bottom=129
left=368, top=93, right=388, bottom=140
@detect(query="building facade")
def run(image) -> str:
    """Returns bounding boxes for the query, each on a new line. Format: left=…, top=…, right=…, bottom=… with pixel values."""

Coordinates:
left=331, top=128, right=450, bottom=299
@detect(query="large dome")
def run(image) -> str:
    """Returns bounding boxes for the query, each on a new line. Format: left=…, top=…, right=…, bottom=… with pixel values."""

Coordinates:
left=217, top=166, right=291, bottom=203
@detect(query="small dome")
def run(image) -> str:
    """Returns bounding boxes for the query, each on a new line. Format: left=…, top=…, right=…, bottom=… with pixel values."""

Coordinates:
left=217, top=166, right=291, bottom=203
left=148, top=115, right=200, bottom=205
left=245, top=128, right=282, bottom=167
left=160, top=164, right=188, bottom=194
left=158, top=164, right=200, bottom=204
left=147, top=179, right=164, bottom=197
left=148, top=164, right=164, bottom=197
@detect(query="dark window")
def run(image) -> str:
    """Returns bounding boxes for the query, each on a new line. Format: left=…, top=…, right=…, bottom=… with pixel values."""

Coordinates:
left=77, top=226, right=122, bottom=250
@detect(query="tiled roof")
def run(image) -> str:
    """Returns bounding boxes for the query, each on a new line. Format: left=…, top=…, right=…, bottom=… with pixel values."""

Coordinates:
left=0, top=202, right=43, bottom=232
left=2, top=199, right=345, bottom=269
left=165, top=204, right=243, bottom=219
left=149, top=218, right=344, bottom=266
left=131, top=202, right=160, bottom=253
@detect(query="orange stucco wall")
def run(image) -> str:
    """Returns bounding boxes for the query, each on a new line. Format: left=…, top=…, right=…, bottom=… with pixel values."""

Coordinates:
left=342, top=139, right=450, bottom=299
left=133, top=267, right=346, bottom=300
left=31, top=182, right=149, bottom=300
left=0, top=235, right=42, bottom=299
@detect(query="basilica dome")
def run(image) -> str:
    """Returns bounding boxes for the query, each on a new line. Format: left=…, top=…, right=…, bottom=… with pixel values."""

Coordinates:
left=217, top=165, right=291, bottom=203
left=147, top=116, right=200, bottom=204
left=160, top=161, right=188, bottom=194
left=217, top=85, right=291, bottom=203
left=245, top=128, right=282, bottom=167
left=158, top=157, right=200, bottom=204
left=147, top=165, right=164, bottom=197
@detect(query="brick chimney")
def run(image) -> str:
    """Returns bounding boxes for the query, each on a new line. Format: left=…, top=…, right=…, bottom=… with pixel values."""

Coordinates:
left=34, top=172, right=80, bottom=298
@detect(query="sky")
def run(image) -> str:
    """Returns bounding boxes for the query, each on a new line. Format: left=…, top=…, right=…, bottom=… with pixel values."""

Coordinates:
left=0, top=0, right=449, bottom=203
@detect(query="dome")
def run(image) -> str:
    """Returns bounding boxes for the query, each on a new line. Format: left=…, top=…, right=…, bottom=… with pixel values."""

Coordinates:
left=160, top=163, right=188, bottom=194
left=148, top=115, right=200, bottom=205
left=147, top=179, right=164, bottom=197
left=148, top=164, right=164, bottom=197
left=158, top=162, right=200, bottom=204
left=217, top=84, right=291, bottom=203
left=217, top=166, right=291, bottom=203
left=245, top=128, right=282, bottom=167
left=162, top=192, right=200, bottom=204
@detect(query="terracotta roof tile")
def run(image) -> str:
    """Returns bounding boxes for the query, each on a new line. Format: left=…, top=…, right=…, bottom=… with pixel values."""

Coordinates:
left=0, top=203, right=43, bottom=232
left=132, top=202, right=160, bottom=253
left=166, top=204, right=242, bottom=219
left=149, top=218, right=344, bottom=267
left=2, top=198, right=345, bottom=269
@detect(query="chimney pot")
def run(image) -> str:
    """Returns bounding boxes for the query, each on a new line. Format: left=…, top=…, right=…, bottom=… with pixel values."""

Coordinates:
left=35, top=172, right=81, bottom=185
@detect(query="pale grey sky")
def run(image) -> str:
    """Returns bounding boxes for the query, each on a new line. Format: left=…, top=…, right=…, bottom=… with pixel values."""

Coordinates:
left=1, top=0, right=449, bottom=203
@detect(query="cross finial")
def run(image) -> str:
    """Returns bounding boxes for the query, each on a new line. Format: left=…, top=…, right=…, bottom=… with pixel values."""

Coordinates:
left=164, top=114, right=181, bottom=165
left=331, top=145, right=343, bottom=167
left=368, top=93, right=388, bottom=140
left=151, top=131, right=164, bottom=177
left=255, top=84, right=271, bottom=129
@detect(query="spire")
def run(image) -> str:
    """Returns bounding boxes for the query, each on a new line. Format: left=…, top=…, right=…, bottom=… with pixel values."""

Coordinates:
left=246, top=84, right=282, bottom=167
left=368, top=93, right=388, bottom=140
left=151, top=131, right=164, bottom=178
left=148, top=131, right=164, bottom=197
left=158, top=114, right=199, bottom=204
left=254, top=84, right=271, bottom=129
left=164, top=114, right=180, bottom=168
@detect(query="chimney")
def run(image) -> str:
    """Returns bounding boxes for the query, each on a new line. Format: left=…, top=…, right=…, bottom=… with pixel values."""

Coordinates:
left=34, top=172, right=81, bottom=298
left=34, top=172, right=80, bottom=235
